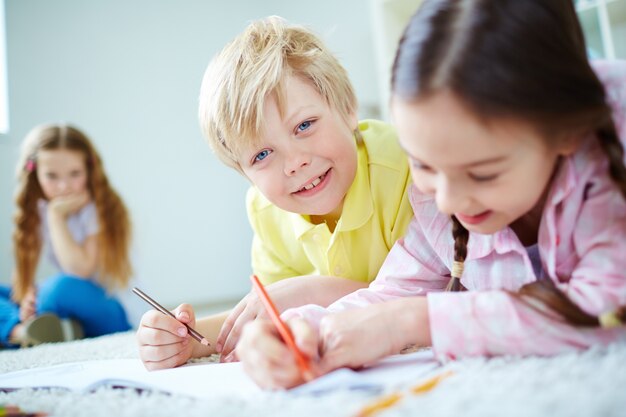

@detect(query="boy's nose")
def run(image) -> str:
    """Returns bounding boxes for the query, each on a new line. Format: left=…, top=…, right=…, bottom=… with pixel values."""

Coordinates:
left=284, top=153, right=311, bottom=176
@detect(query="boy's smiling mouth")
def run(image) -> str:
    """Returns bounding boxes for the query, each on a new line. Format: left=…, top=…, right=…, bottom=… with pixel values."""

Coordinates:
left=293, top=168, right=331, bottom=194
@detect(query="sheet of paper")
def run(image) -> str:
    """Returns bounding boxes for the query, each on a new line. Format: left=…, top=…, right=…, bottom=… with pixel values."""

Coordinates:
left=0, top=350, right=438, bottom=398
left=292, top=349, right=439, bottom=395
left=0, top=359, right=261, bottom=398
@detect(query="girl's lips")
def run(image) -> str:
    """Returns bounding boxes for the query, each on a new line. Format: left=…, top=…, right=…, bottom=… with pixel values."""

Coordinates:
left=456, top=210, right=492, bottom=225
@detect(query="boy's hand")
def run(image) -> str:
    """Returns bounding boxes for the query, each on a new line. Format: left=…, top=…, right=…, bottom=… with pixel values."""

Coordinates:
left=48, top=191, right=90, bottom=217
left=217, top=279, right=312, bottom=361
left=19, top=287, right=37, bottom=322
left=136, top=303, right=196, bottom=370
left=237, top=317, right=320, bottom=389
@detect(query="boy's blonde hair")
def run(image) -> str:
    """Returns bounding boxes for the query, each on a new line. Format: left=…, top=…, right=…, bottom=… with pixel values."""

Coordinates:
left=198, top=16, right=358, bottom=173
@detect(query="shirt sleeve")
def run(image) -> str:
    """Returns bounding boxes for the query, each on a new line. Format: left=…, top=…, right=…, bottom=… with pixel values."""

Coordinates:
left=80, top=202, right=99, bottom=237
left=250, top=233, right=300, bottom=285
left=246, top=188, right=300, bottom=285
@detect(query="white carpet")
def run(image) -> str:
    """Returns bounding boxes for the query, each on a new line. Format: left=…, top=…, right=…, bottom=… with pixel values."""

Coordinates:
left=1, top=331, right=625, bottom=417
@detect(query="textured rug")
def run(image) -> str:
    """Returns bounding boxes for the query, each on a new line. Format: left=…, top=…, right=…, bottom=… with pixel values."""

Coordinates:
left=1, top=332, right=625, bottom=417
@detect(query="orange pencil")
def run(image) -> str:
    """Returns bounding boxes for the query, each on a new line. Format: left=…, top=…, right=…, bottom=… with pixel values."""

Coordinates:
left=250, top=274, right=314, bottom=382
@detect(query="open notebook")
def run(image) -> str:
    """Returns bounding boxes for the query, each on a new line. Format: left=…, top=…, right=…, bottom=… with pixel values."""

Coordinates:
left=0, top=350, right=438, bottom=399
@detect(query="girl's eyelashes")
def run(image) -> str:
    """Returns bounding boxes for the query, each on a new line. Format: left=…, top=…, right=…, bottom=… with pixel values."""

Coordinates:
left=410, top=159, right=434, bottom=172
left=252, top=149, right=272, bottom=164
left=411, top=158, right=499, bottom=182
left=468, top=172, right=499, bottom=182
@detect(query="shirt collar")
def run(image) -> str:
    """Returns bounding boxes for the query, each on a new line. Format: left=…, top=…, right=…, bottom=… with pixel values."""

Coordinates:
left=336, top=139, right=373, bottom=232
left=546, top=153, right=579, bottom=207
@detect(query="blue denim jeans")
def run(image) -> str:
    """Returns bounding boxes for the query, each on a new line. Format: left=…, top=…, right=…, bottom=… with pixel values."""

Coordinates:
left=0, top=274, right=130, bottom=346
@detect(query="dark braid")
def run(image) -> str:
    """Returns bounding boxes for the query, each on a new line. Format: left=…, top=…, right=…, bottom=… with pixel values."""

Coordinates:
left=597, top=122, right=626, bottom=200
left=447, top=216, right=469, bottom=292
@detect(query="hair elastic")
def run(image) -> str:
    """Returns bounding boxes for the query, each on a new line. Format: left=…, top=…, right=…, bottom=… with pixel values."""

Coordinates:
left=451, top=261, right=464, bottom=279
left=25, top=159, right=36, bottom=172
left=599, top=311, right=622, bottom=328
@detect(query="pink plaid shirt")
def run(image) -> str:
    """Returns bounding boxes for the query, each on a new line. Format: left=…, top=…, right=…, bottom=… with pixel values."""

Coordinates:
left=284, top=60, right=626, bottom=359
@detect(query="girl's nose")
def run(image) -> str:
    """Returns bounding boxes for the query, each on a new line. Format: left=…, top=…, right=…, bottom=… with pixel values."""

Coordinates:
left=435, top=177, right=468, bottom=216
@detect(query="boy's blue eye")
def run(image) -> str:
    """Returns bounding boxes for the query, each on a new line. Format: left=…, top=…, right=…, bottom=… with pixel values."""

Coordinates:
left=297, top=120, right=311, bottom=132
left=253, top=149, right=272, bottom=163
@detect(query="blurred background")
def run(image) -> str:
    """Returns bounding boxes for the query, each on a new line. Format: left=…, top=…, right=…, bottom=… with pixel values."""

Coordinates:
left=0, top=0, right=624, bottom=317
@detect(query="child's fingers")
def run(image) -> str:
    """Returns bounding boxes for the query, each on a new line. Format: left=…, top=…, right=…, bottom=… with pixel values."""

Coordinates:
left=137, top=323, right=187, bottom=346
left=171, top=303, right=195, bottom=325
left=139, top=339, right=189, bottom=362
left=318, top=348, right=353, bottom=374
left=237, top=320, right=303, bottom=389
left=19, top=308, right=35, bottom=323
left=288, top=318, right=320, bottom=361
left=220, top=304, right=257, bottom=360
left=138, top=311, right=189, bottom=341
left=142, top=346, right=191, bottom=371
left=216, top=296, right=248, bottom=352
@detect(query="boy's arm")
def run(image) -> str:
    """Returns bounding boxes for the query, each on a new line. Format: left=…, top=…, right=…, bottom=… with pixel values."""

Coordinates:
left=190, top=311, right=231, bottom=357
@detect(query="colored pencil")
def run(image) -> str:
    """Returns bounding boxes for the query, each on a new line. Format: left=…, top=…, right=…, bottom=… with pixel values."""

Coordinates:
left=250, top=274, right=314, bottom=381
left=355, top=371, right=454, bottom=417
left=0, top=405, right=48, bottom=417
left=132, top=287, right=210, bottom=346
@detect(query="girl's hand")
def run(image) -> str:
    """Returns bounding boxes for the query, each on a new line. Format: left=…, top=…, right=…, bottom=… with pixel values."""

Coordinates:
left=236, top=317, right=320, bottom=389
left=48, top=191, right=90, bottom=218
left=217, top=278, right=314, bottom=362
left=19, top=287, right=37, bottom=322
left=136, top=303, right=196, bottom=370
left=218, top=276, right=366, bottom=361
left=318, top=297, right=431, bottom=374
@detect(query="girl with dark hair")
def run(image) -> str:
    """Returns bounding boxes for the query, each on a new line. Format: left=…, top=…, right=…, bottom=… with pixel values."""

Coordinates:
left=236, top=0, right=626, bottom=389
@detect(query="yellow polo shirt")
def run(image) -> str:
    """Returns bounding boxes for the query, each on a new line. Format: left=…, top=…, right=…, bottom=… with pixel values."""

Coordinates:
left=246, top=120, right=413, bottom=285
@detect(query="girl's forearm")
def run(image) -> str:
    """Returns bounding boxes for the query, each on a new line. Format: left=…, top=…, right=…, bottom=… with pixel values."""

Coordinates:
left=390, top=296, right=432, bottom=352
left=47, top=210, right=97, bottom=277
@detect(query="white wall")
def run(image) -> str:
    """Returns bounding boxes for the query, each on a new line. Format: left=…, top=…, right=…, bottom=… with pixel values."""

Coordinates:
left=0, top=0, right=380, bottom=308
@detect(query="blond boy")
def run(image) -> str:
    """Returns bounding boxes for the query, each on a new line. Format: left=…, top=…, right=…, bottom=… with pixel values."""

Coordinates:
left=137, top=16, right=412, bottom=369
